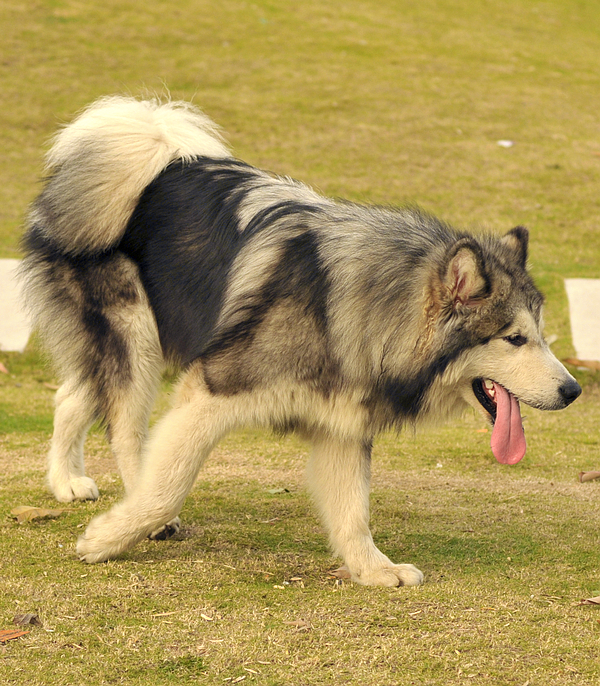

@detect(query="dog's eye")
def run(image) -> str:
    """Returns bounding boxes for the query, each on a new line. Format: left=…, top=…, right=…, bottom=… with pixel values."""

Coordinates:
left=504, top=334, right=527, bottom=347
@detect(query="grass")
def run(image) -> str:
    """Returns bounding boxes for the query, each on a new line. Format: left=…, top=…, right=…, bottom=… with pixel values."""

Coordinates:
left=1, top=356, right=600, bottom=685
left=1, top=0, right=600, bottom=683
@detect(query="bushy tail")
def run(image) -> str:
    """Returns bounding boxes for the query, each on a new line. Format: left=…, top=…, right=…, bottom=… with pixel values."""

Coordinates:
left=28, top=96, right=231, bottom=255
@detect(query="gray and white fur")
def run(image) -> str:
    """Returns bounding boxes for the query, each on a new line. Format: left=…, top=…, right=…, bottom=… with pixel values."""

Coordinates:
left=20, top=97, right=580, bottom=585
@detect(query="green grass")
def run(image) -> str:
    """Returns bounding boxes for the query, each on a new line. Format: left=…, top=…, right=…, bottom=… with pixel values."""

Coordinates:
left=0, top=360, right=600, bottom=686
left=1, top=0, right=600, bottom=684
left=2, top=350, right=600, bottom=685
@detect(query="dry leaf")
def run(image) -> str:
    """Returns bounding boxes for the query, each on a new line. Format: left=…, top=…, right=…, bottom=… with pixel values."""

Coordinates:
left=267, top=488, right=289, bottom=494
left=328, top=566, right=352, bottom=580
left=564, top=358, right=600, bottom=372
left=579, top=596, right=600, bottom=606
left=284, top=618, right=312, bottom=631
left=0, top=629, right=29, bottom=643
left=11, top=505, right=69, bottom=523
left=13, top=614, right=42, bottom=627
left=43, top=382, right=60, bottom=390
left=259, top=517, right=280, bottom=524
left=0, top=363, right=8, bottom=374
left=579, top=471, right=600, bottom=483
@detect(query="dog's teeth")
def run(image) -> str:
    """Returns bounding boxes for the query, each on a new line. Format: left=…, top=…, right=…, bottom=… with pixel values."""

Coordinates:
left=483, top=379, right=496, bottom=398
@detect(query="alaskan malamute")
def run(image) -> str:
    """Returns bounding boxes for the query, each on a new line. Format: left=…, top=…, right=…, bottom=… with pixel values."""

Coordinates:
left=21, top=97, right=581, bottom=585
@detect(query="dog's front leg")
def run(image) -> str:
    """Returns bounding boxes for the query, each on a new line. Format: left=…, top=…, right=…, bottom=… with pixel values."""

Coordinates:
left=306, top=433, right=423, bottom=587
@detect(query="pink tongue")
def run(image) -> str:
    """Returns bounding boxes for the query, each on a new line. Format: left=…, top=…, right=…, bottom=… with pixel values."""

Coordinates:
left=490, top=383, right=526, bottom=464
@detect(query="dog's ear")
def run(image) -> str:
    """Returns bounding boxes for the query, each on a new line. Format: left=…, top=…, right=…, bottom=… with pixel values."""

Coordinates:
left=443, top=239, right=490, bottom=308
left=501, top=226, right=528, bottom=267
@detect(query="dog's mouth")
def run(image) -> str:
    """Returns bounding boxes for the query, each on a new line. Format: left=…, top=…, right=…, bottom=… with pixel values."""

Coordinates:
left=472, top=378, right=526, bottom=465
left=472, top=378, right=498, bottom=422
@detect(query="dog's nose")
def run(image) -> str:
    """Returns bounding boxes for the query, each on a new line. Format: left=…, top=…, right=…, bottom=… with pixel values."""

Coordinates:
left=559, top=379, right=582, bottom=405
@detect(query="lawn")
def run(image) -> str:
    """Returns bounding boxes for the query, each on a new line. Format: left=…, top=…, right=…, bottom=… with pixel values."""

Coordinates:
left=1, top=0, right=600, bottom=684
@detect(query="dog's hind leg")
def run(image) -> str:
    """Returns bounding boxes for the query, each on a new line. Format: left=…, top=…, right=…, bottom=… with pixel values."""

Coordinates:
left=103, top=356, right=175, bottom=539
left=306, top=433, right=424, bottom=587
left=104, top=376, right=181, bottom=541
left=47, top=380, right=99, bottom=502
left=44, top=256, right=163, bottom=504
left=103, top=302, right=163, bottom=496
left=100, top=294, right=178, bottom=539
left=77, top=365, right=238, bottom=563
left=49, top=371, right=161, bottom=505
left=47, top=331, right=161, bottom=505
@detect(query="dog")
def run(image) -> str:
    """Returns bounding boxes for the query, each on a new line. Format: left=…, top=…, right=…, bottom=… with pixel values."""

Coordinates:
left=20, top=97, right=581, bottom=586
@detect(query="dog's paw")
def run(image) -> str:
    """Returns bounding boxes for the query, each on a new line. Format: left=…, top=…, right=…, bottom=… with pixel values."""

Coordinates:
left=148, top=517, right=181, bottom=540
left=76, top=535, right=113, bottom=564
left=50, top=475, right=100, bottom=503
left=351, top=563, right=424, bottom=587
left=77, top=511, right=141, bottom=563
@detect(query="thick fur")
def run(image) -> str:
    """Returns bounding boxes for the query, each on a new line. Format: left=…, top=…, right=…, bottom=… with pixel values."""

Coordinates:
left=21, top=97, right=581, bottom=586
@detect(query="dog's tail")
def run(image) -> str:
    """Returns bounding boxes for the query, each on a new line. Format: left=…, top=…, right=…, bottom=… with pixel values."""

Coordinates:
left=27, top=96, right=231, bottom=256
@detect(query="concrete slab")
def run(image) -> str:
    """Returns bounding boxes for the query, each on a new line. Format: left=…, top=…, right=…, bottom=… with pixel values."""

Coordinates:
left=0, top=259, right=31, bottom=352
left=565, top=278, right=600, bottom=362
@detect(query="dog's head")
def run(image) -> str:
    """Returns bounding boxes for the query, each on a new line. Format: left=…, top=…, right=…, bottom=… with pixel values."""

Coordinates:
left=435, top=227, right=581, bottom=464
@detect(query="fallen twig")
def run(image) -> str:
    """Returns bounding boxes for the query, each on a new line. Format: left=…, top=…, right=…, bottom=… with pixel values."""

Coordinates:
left=579, top=471, right=600, bottom=483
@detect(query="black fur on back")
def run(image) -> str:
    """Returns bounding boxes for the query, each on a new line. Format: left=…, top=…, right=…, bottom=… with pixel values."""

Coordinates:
left=119, top=158, right=253, bottom=363
left=119, top=157, right=334, bottom=385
